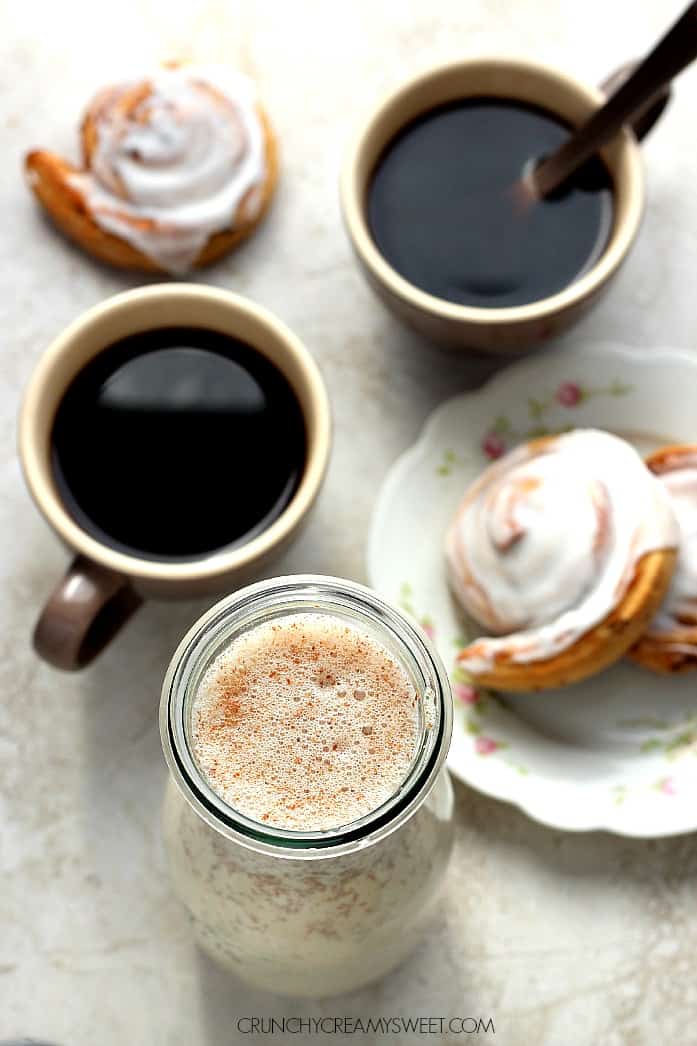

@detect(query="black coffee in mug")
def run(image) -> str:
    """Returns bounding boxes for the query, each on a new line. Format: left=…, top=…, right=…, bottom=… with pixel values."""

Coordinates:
left=367, top=98, right=614, bottom=309
left=51, top=327, right=307, bottom=560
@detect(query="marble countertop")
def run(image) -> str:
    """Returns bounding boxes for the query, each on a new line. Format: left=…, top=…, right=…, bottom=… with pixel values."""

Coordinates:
left=2, top=1, right=697, bottom=1044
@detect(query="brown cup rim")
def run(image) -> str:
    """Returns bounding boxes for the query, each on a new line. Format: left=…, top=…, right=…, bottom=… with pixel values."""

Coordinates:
left=340, top=55, right=645, bottom=327
left=18, top=284, right=332, bottom=586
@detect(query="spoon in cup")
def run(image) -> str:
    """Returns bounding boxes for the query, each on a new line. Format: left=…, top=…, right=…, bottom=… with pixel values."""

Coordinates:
left=518, top=0, right=697, bottom=203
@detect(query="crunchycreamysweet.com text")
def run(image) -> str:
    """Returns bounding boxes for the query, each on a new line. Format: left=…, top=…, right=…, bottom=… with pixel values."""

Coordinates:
left=236, top=1015, right=495, bottom=1035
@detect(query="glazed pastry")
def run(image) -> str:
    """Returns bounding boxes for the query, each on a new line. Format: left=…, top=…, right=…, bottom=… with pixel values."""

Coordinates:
left=629, top=445, right=697, bottom=673
left=447, top=429, right=678, bottom=692
left=24, top=64, right=278, bottom=274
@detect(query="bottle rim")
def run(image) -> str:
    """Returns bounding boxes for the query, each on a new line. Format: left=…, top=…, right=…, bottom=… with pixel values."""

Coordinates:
left=159, top=574, right=453, bottom=860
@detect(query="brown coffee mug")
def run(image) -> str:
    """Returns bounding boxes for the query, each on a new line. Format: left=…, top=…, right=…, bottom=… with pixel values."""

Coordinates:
left=19, top=284, right=331, bottom=670
left=341, top=57, right=667, bottom=352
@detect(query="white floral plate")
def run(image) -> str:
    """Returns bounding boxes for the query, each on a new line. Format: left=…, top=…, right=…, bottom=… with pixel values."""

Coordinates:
left=368, top=343, right=697, bottom=836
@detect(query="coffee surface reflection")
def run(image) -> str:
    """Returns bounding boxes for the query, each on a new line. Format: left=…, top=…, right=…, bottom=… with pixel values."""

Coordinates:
left=51, top=327, right=307, bottom=560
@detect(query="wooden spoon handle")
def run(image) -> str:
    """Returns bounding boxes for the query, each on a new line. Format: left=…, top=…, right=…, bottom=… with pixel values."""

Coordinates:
left=534, top=1, right=697, bottom=198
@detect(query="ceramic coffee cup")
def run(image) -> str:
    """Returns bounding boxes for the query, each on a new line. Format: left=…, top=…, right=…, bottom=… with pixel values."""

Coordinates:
left=341, top=57, right=664, bottom=352
left=19, top=284, right=331, bottom=670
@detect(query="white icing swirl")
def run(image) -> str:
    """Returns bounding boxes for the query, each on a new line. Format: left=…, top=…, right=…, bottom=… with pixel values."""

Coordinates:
left=71, top=65, right=267, bottom=273
left=647, top=451, right=697, bottom=636
left=446, top=429, right=679, bottom=671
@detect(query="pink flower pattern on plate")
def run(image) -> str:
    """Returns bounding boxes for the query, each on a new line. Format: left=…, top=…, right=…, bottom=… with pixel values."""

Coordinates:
left=475, top=378, right=631, bottom=465
left=454, top=682, right=480, bottom=705
left=556, top=381, right=582, bottom=406
left=475, top=736, right=499, bottom=756
left=482, top=433, right=506, bottom=459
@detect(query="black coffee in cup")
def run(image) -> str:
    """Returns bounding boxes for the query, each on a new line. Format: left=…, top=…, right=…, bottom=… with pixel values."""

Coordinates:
left=367, top=98, right=614, bottom=309
left=51, top=327, right=307, bottom=560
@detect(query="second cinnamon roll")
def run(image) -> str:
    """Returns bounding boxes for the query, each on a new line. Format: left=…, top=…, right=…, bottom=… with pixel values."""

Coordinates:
left=629, top=444, right=697, bottom=673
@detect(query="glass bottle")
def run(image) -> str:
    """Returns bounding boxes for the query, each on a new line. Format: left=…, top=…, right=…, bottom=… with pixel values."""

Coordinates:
left=160, top=575, right=454, bottom=997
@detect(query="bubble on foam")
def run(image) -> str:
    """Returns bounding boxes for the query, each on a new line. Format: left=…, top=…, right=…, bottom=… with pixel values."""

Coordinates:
left=191, top=613, right=421, bottom=831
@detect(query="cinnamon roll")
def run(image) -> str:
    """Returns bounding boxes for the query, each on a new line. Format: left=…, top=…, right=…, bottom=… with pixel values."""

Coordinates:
left=447, top=430, right=678, bottom=692
left=629, top=445, right=697, bottom=673
left=24, top=64, right=278, bottom=274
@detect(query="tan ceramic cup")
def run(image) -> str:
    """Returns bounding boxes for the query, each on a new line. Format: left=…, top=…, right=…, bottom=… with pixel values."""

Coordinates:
left=19, top=284, right=331, bottom=670
left=341, top=57, right=658, bottom=352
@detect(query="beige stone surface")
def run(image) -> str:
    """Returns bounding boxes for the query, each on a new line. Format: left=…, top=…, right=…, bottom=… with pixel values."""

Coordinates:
left=2, top=1, right=697, bottom=1043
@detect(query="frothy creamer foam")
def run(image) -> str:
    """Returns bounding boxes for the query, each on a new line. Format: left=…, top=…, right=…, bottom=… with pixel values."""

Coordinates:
left=191, top=613, right=420, bottom=831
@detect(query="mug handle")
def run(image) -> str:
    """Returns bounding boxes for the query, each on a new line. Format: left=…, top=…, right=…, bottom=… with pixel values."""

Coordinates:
left=600, top=61, right=671, bottom=141
left=33, top=555, right=143, bottom=670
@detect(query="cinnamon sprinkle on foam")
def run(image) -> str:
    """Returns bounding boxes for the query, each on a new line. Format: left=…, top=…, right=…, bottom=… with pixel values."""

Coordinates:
left=191, top=614, right=420, bottom=831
